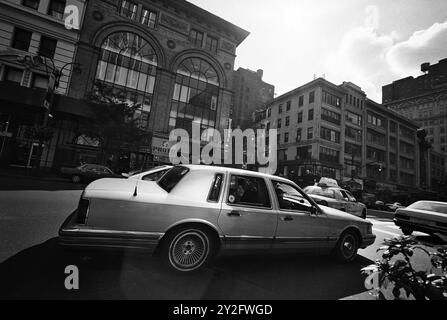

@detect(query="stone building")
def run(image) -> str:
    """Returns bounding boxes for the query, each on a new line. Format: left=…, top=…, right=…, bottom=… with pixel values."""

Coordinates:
left=261, top=77, right=421, bottom=200
left=65, top=0, right=249, bottom=169
left=382, top=58, right=447, bottom=191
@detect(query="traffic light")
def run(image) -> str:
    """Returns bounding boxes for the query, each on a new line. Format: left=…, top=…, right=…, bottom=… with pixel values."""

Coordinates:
left=378, top=164, right=383, bottom=172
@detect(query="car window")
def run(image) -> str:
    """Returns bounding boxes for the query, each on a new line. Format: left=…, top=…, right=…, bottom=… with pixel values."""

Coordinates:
left=208, top=173, right=224, bottom=202
left=339, top=190, right=350, bottom=200
left=273, top=181, right=313, bottom=211
left=228, top=175, right=271, bottom=208
left=407, top=201, right=447, bottom=214
left=142, top=169, right=168, bottom=181
left=304, top=186, right=336, bottom=199
left=157, top=166, right=189, bottom=192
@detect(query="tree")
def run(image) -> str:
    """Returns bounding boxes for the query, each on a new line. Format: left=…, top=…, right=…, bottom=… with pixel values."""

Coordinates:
left=86, top=80, right=151, bottom=171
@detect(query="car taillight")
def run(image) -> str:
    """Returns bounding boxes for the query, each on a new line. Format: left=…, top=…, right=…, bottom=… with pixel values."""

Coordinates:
left=76, top=198, right=90, bottom=224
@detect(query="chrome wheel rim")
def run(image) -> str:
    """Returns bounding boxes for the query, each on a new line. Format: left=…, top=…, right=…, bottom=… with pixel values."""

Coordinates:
left=341, top=234, right=357, bottom=260
left=169, top=230, right=209, bottom=271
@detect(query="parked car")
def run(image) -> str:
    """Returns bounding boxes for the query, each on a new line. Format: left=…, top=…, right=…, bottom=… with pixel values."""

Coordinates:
left=59, top=165, right=376, bottom=272
left=303, top=184, right=368, bottom=219
left=385, top=202, right=405, bottom=212
left=394, top=201, right=447, bottom=236
left=123, top=165, right=172, bottom=181
left=59, top=163, right=121, bottom=183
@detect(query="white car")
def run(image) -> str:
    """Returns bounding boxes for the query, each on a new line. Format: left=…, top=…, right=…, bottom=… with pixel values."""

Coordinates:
left=394, top=201, right=447, bottom=236
left=304, top=184, right=367, bottom=219
left=59, top=165, right=375, bottom=272
left=122, top=165, right=172, bottom=181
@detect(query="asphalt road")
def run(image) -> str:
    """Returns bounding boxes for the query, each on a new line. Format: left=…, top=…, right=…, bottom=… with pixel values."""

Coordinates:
left=0, top=176, right=445, bottom=299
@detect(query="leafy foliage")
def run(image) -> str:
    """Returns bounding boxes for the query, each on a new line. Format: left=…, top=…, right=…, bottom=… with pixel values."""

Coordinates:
left=361, top=236, right=447, bottom=300
left=85, top=81, right=150, bottom=168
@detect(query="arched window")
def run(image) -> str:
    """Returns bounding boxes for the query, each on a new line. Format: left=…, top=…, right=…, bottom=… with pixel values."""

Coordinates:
left=170, top=57, right=220, bottom=138
left=95, top=32, right=158, bottom=130
left=74, top=134, right=100, bottom=147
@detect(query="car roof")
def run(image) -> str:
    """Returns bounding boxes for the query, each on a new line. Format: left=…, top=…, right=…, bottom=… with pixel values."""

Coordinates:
left=179, top=164, right=295, bottom=184
left=412, top=200, right=447, bottom=205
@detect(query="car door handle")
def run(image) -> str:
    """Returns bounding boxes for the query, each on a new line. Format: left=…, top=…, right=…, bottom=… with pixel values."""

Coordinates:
left=281, top=215, right=294, bottom=221
left=228, top=210, right=241, bottom=217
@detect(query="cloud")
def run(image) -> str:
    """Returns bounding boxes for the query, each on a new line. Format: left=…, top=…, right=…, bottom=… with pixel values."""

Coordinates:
left=387, top=20, right=447, bottom=77
left=324, top=6, right=447, bottom=102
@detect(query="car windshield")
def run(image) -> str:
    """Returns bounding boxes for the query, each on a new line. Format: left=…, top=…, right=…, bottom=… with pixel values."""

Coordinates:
left=304, top=186, right=336, bottom=199
left=407, top=201, right=447, bottom=214
left=157, top=166, right=189, bottom=192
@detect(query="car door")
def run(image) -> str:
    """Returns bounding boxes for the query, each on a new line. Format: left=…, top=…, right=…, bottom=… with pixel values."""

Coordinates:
left=272, top=180, right=334, bottom=252
left=218, top=174, right=277, bottom=250
left=345, top=190, right=362, bottom=215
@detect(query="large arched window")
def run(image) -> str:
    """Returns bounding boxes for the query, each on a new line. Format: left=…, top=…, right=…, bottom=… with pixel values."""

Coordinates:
left=170, top=57, right=220, bottom=139
left=95, top=32, right=158, bottom=130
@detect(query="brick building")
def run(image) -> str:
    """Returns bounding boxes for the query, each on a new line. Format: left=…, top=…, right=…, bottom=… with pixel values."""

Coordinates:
left=231, top=67, right=274, bottom=130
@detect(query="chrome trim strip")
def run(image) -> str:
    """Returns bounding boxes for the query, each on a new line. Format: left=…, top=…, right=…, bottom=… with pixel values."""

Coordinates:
left=61, top=228, right=164, bottom=239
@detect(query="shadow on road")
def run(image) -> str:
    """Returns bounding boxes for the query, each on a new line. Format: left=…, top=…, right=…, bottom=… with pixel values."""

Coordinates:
left=0, top=238, right=373, bottom=300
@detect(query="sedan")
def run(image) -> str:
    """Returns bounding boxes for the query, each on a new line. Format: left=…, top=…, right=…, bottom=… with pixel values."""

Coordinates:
left=394, top=201, right=447, bottom=236
left=303, top=185, right=367, bottom=219
left=59, top=163, right=121, bottom=183
left=59, top=165, right=375, bottom=272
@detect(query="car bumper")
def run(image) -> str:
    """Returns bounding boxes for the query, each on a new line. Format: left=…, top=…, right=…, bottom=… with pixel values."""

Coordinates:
left=360, top=234, right=376, bottom=248
left=394, top=218, right=447, bottom=235
left=58, top=210, right=161, bottom=252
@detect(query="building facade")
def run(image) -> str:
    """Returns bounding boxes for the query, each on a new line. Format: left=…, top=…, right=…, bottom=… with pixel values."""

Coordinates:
left=382, top=58, right=447, bottom=191
left=0, top=0, right=86, bottom=169
left=65, top=0, right=249, bottom=170
left=261, top=77, right=421, bottom=200
left=231, top=67, right=274, bottom=130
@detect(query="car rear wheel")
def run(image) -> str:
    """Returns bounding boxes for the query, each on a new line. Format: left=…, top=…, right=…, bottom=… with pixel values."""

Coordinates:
left=162, top=227, right=216, bottom=272
left=401, top=228, right=413, bottom=236
left=334, top=231, right=359, bottom=263
left=71, top=175, right=81, bottom=183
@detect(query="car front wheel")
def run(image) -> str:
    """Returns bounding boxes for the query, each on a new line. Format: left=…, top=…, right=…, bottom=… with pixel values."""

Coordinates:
left=162, top=227, right=216, bottom=272
left=334, top=231, right=359, bottom=263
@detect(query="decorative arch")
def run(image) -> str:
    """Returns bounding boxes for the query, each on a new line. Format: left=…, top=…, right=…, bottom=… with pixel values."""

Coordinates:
left=93, top=29, right=162, bottom=131
left=168, top=53, right=226, bottom=138
left=91, top=22, right=166, bottom=68
left=169, top=49, right=228, bottom=88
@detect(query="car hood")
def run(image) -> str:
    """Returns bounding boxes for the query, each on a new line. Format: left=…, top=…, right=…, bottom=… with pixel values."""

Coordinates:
left=396, top=208, right=447, bottom=223
left=308, top=194, right=335, bottom=202
left=320, top=205, right=368, bottom=224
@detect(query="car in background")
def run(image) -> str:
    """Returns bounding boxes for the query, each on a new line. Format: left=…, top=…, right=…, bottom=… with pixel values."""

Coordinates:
left=373, top=200, right=387, bottom=211
left=303, top=184, right=367, bottom=219
left=59, top=163, right=122, bottom=183
left=59, top=165, right=375, bottom=272
left=385, top=202, right=405, bottom=212
left=394, top=201, right=447, bottom=236
left=122, top=165, right=172, bottom=181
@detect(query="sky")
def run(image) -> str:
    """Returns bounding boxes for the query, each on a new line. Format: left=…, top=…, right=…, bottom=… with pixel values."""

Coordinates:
left=188, top=0, right=447, bottom=102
